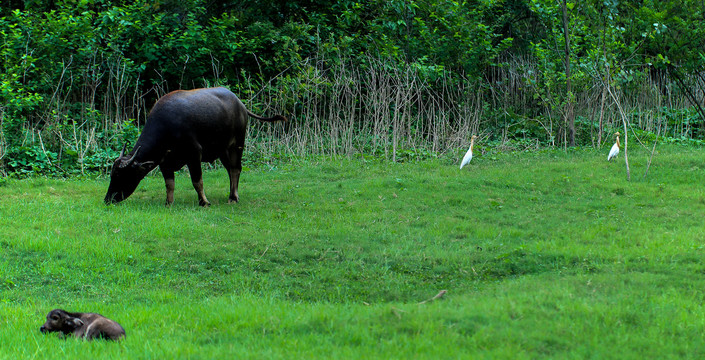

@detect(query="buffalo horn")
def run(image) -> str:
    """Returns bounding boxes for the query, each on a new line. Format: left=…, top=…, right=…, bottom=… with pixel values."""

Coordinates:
left=119, top=143, right=127, bottom=158
left=118, top=146, right=141, bottom=169
left=126, top=146, right=141, bottom=166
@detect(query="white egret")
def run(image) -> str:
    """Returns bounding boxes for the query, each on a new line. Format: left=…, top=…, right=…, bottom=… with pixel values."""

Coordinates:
left=460, top=135, right=478, bottom=169
left=607, top=132, right=621, bottom=161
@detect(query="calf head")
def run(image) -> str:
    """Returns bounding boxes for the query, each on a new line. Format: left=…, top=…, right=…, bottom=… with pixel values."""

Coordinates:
left=40, top=309, right=83, bottom=335
left=104, top=145, right=156, bottom=204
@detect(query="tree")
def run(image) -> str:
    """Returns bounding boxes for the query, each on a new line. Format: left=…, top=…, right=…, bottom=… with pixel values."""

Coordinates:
left=559, top=0, right=575, bottom=146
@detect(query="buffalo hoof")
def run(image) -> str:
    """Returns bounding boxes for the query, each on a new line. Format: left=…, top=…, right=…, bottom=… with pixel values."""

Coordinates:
left=199, top=200, right=211, bottom=207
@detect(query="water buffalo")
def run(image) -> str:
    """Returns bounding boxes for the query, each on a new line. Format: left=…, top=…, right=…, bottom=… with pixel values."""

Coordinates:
left=40, top=309, right=126, bottom=341
left=104, top=87, right=286, bottom=206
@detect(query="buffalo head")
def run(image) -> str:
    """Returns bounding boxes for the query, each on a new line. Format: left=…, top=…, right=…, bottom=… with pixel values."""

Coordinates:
left=104, top=145, right=156, bottom=204
left=40, top=309, right=83, bottom=335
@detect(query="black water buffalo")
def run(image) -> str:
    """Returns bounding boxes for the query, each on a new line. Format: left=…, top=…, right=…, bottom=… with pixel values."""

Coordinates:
left=104, top=87, right=286, bottom=206
left=40, top=309, right=126, bottom=341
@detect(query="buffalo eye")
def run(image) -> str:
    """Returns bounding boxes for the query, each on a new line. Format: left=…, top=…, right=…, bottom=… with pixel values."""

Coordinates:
left=51, top=315, right=59, bottom=321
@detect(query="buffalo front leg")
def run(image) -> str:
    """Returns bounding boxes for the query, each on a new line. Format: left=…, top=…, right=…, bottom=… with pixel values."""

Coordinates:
left=187, top=162, right=210, bottom=207
left=161, top=169, right=176, bottom=206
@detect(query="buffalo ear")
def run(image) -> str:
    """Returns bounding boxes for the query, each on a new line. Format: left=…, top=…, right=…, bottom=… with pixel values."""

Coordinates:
left=139, top=161, right=156, bottom=170
left=66, top=318, right=85, bottom=329
left=136, top=161, right=157, bottom=175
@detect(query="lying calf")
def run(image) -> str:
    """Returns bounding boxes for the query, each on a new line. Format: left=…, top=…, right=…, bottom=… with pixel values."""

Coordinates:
left=40, top=309, right=125, bottom=341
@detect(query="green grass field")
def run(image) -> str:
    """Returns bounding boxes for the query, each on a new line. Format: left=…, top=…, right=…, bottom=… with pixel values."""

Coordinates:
left=1, top=145, right=704, bottom=359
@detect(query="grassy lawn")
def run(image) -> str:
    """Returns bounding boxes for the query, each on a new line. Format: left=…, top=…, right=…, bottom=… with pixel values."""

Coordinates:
left=1, top=145, right=704, bottom=359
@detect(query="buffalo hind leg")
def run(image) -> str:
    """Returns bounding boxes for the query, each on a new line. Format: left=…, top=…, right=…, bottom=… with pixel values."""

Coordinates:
left=187, top=161, right=210, bottom=207
left=221, top=145, right=244, bottom=204
left=161, top=169, right=176, bottom=206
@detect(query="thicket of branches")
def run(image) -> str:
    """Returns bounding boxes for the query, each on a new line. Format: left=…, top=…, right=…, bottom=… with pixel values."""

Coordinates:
left=0, top=0, right=703, bottom=176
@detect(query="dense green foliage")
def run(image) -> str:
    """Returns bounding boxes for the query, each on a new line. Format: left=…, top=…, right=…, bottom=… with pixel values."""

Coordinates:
left=0, top=0, right=704, bottom=175
left=2, top=147, right=705, bottom=357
